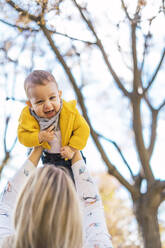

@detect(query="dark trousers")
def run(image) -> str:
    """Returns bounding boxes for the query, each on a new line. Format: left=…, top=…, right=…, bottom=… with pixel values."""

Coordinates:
left=41, top=151, right=86, bottom=183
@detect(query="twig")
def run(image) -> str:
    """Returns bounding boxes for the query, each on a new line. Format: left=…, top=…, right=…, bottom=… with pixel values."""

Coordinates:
left=143, top=48, right=165, bottom=94
left=96, top=132, right=135, bottom=180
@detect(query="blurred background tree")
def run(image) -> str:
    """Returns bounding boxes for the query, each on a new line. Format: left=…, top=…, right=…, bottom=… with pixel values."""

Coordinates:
left=97, top=172, right=142, bottom=247
left=0, top=0, right=165, bottom=247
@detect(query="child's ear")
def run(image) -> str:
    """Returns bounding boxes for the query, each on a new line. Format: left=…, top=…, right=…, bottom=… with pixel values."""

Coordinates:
left=58, top=90, right=62, bottom=98
left=26, top=101, right=32, bottom=108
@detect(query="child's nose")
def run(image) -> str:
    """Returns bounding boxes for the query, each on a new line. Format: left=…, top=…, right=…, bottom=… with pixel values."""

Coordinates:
left=44, top=100, right=52, bottom=110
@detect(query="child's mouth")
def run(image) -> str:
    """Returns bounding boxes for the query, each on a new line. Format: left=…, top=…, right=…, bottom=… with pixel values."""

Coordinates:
left=44, top=110, right=55, bottom=118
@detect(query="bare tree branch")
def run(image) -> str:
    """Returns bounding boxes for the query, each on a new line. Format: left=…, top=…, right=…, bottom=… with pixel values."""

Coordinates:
left=0, top=152, right=10, bottom=178
left=0, top=18, right=38, bottom=32
left=129, top=20, right=155, bottom=182
left=144, top=95, right=165, bottom=160
left=157, top=99, right=165, bottom=111
left=91, top=130, right=139, bottom=197
left=143, top=48, right=165, bottom=94
left=0, top=116, right=17, bottom=177
left=0, top=19, right=95, bottom=45
left=96, top=132, right=135, bottom=180
left=143, top=93, right=153, bottom=110
left=4, top=116, right=17, bottom=153
left=6, top=96, right=26, bottom=103
left=147, top=109, right=158, bottom=159
left=132, top=98, right=154, bottom=182
left=10, top=137, right=17, bottom=153
left=41, top=0, right=48, bottom=15
left=147, top=98, right=165, bottom=158
left=127, top=7, right=156, bottom=183
left=140, top=13, right=160, bottom=74
left=3, top=116, right=10, bottom=153
left=6, top=0, right=41, bottom=22
left=131, top=22, right=140, bottom=92
left=121, top=0, right=132, bottom=21
left=72, top=0, right=131, bottom=98
left=0, top=47, right=18, bottom=64
left=50, top=31, right=95, bottom=45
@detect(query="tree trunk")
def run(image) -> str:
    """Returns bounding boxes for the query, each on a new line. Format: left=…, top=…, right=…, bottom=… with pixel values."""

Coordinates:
left=134, top=195, right=161, bottom=248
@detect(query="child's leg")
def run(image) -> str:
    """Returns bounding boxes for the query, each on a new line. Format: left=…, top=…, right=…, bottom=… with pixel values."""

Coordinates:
left=41, top=152, right=75, bottom=183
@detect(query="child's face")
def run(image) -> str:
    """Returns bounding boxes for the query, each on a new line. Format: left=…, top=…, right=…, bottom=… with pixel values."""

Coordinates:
left=27, top=82, right=62, bottom=119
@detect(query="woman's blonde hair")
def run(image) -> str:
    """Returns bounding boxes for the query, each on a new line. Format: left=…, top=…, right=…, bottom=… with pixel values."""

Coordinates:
left=13, top=165, right=83, bottom=248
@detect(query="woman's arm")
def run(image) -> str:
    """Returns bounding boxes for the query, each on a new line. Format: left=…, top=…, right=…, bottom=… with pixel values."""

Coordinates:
left=71, top=149, right=82, bottom=163
left=0, top=147, right=43, bottom=241
left=71, top=152, right=113, bottom=248
left=28, top=146, right=43, bottom=167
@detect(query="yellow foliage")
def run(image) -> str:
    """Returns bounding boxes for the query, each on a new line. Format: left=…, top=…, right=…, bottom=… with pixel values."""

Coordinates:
left=94, top=172, right=141, bottom=247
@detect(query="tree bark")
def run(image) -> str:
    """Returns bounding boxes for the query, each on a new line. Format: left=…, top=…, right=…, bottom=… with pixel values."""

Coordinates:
left=134, top=195, right=161, bottom=248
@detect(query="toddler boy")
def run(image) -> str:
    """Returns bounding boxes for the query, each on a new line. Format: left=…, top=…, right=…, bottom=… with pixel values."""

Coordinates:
left=17, top=70, right=90, bottom=179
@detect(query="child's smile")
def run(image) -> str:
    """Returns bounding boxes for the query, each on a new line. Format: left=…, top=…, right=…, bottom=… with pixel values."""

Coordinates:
left=44, top=109, right=56, bottom=118
left=27, top=82, right=62, bottom=119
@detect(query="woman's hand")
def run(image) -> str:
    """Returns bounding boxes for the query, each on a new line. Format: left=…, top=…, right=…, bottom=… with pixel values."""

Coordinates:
left=28, top=146, right=43, bottom=167
left=71, top=150, right=82, bottom=165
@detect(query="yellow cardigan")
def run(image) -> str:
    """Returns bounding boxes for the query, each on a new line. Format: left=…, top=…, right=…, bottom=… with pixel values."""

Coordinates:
left=17, top=99, right=90, bottom=150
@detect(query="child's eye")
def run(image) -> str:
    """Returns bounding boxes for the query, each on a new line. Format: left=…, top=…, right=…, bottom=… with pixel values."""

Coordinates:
left=36, top=100, right=43, bottom=104
left=50, top=96, right=56, bottom=100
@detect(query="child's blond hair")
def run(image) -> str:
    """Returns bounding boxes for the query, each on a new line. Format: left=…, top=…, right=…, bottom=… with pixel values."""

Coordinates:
left=24, top=70, right=58, bottom=97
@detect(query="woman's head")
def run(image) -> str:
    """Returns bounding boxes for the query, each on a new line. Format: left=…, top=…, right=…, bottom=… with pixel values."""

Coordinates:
left=13, top=165, right=83, bottom=248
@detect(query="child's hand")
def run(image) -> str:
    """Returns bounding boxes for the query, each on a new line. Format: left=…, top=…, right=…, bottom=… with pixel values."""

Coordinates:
left=38, top=125, right=55, bottom=143
left=60, top=146, right=77, bottom=160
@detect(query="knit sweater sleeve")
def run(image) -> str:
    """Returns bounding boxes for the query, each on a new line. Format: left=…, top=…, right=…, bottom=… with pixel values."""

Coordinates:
left=0, top=160, right=36, bottom=243
left=72, top=160, right=113, bottom=248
